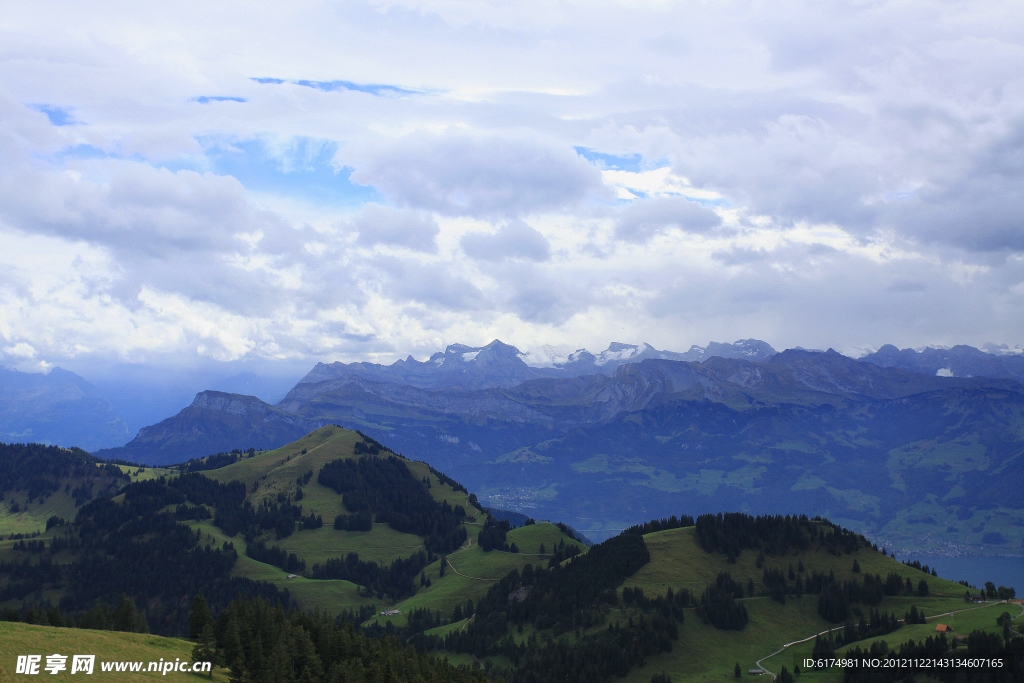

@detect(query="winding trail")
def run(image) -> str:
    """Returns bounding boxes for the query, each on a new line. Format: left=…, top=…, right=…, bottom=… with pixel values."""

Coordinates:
left=754, top=601, right=1023, bottom=680
left=445, top=538, right=499, bottom=582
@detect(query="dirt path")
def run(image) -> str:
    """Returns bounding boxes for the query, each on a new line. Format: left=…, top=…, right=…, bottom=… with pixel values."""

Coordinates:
left=446, top=538, right=499, bottom=581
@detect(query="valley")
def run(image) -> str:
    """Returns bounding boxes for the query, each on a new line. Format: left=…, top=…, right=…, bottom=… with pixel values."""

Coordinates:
left=84, top=343, right=1024, bottom=553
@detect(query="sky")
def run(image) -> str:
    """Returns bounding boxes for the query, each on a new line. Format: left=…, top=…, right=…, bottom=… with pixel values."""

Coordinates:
left=1, top=0, right=1023, bottom=386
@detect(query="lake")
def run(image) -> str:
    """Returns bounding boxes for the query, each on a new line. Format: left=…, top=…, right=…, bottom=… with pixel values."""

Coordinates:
left=895, top=553, right=1023, bottom=592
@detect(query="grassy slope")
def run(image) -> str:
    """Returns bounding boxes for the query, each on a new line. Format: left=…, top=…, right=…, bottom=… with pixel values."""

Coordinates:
left=614, top=526, right=987, bottom=682
left=361, top=522, right=587, bottom=629
left=191, top=426, right=585, bottom=619
left=2, top=426, right=489, bottom=617
left=758, top=601, right=1024, bottom=683
left=12, top=426, right=1000, bottom=683
left=0, top=464, right=177, bottom=537
left=0, top=621, right=227, bottom=683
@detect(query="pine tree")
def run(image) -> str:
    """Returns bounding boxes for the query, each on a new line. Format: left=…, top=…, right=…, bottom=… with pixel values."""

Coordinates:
left=190, top=594, right=211, bottom=639
left=113, top=594, right=142, bottom=633
left=191, top=624, right=216, bottom=678
left=734, top=663, right=741, bottom=678
left=228, top=648, right=248, bottom=683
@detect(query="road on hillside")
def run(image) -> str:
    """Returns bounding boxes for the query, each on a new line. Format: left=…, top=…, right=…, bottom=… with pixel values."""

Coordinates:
left=755, top=601, right=1023, bottom=681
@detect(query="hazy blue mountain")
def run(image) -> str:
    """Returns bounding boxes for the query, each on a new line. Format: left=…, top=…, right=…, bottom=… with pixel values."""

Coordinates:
left=861, top=343, right=1024, bottom=383
left=88, top=365, right=304, bottom=436
left=93, top=391, right=325, bottom=465
left=0, top=367, right=131, bottom=451
left=298, top=339, right=558, bottom=392
left=95, top=344, right=1024, bottom=553
left=292, top=338, right=778, bottom=397
left=335, top=353, right=1024, bottom=551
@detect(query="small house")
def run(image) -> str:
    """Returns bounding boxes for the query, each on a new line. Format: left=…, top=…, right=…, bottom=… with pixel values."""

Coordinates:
left=971, top=594, right=984, bottom=603
left=748, top=669, right=764, bottom=675
left=935, top=624, right=952, bottom=632
left=286, top=574, right=298, bottom=579
left=379, top=609, right=402, bottom=616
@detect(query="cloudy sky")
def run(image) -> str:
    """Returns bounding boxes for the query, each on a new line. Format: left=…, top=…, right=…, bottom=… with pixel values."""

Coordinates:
left=1, top=0, right=1023, bottom=382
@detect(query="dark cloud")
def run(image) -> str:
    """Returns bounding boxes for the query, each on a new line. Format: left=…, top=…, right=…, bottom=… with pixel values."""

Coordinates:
left=614, top=195, right=722, bottom=243
left=888, top=279, right=927, bottom=293
left=883, top=122, right=1024, bottom=252
left=494, top=263, right=594, bottom=325
left=711, top=247, right=769, bottom=265
left=376, top=257, right=484, bottom=312
left=460, top=219, right=550, bottom=262
left=351, top=203, right=439, bottom=253
left=346, top=132, right=604, bottom=218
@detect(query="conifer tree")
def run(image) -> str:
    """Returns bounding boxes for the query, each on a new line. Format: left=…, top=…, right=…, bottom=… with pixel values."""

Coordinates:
left=190, top=594, right=211, bottom=639
left=191, top=624, right=216, bottom=678
left=228, top=649, right=248, bottom=683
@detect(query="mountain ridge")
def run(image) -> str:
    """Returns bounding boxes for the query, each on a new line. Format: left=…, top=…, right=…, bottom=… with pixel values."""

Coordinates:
left=0, top=366, right=131, bottom=451
left=86, top=349, right=1024, bottom=555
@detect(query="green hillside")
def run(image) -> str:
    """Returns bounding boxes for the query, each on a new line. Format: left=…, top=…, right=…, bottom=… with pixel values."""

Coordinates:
left=0, top=621, right=225, bottom=683
left=181, top=425, right=584, bottom=618
left=416, top=514, right=1021, bottom=682
left=3, top=429, right=1020, bottom=683
left=617, top=525, right=992, bottom=681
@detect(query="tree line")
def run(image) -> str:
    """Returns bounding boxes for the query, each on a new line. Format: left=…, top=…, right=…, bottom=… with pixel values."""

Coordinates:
left=0, top=474, right=292, bottom=636
left=841, top=630, right=1023, bottom=683
left=0, top=441, right=128, bottom=506
left=695, top=512, right=865, bottom=559
left=188, top=593, right=490, bottom=683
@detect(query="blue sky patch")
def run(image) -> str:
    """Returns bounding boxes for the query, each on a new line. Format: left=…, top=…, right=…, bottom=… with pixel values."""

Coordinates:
left=53, top=144, right=116, bottom=161
left=202, top=136, right=383, bottom=207
left=574, top=147, right=644, bottom=172
left=252, top=77, right=416, bottom=97
left=31, top=104, right=75, bottom=126
left=195, top=96, right=247, bottom=104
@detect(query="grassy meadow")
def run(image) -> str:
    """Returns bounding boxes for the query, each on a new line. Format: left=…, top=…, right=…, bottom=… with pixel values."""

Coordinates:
left=0, top=621, right=226, bottom=683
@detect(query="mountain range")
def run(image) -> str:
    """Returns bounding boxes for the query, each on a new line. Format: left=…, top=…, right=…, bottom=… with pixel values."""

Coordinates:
left=296, top=338, right=779, bottom=392
left=80, top=339, right=1024, bottom=555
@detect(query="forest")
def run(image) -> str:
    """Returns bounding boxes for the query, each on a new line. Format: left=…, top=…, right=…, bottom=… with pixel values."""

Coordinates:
left=191, top=593, right=491, bottom=683
left=318, top=454, right=468, bottom=554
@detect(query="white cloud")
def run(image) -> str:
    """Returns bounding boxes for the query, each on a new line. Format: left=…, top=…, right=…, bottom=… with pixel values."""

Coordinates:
left=351, top=203, right=440, bottom=253
left=344, top=131, right=605, bottom=218
left=460, top=219, right=551, bottom=262
left=0, top=0, right=1020, bottom=380
left=614, top=195, right=723, bottom=243
left=601, top=168, right=723, bottom=202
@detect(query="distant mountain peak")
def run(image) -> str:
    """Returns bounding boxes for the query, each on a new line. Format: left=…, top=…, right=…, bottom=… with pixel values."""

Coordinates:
left=0, top=365, right=130, bottom=451
left=861, top=343, right=1024, bottom=383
